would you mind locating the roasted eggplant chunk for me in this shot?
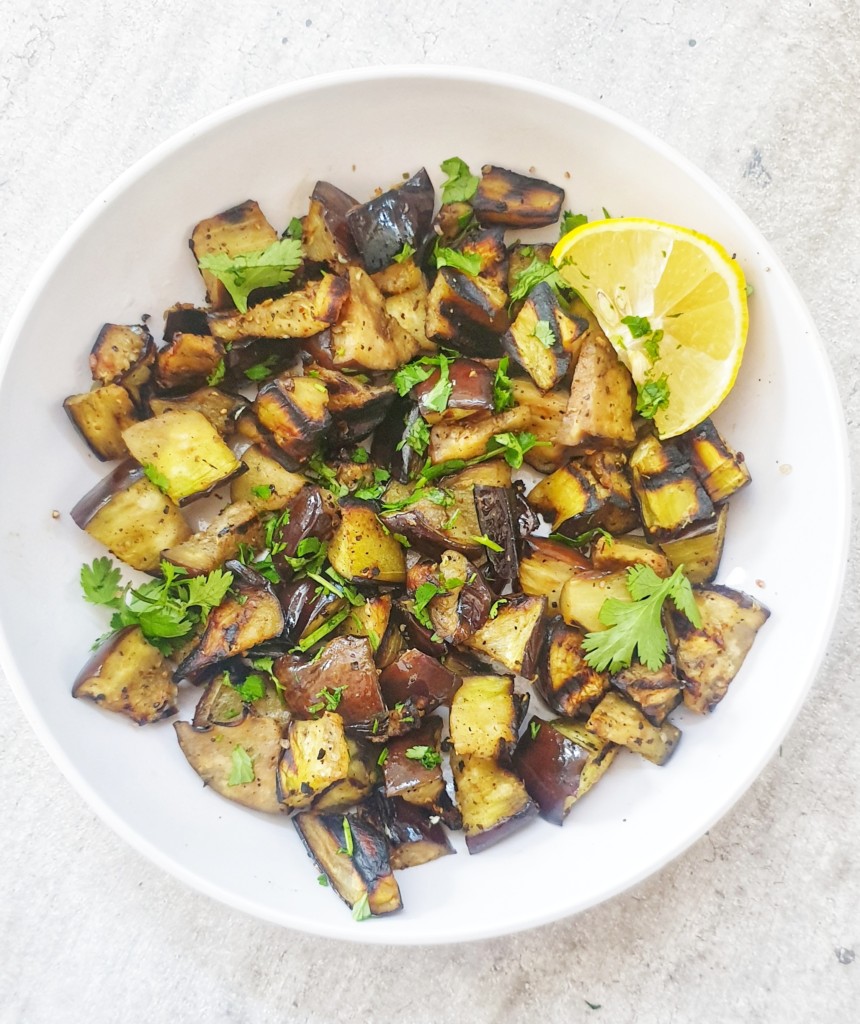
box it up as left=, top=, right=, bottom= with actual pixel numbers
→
left=472, top=165, right=564, bottom=228
left=502, top=282, right=582, bottom=392
left=208, top=275, right=349, bottom=342
left=659, top=505, right=728, bottom=584
left=510, top=378, right=571, bottom=474
left=518, top=536, right=590, bottom=614
left=558, top=333, right=637, bottom=451
left=452, top=754, right=536, bottom=853
left=611, top=660, right=682, bottom=725
left=666, top=585, right=770, bottom=714
left=425, top=268, right=509, bottom=357
left=190, top=199, right=278, bottom=310
left=73, top=626, right=177, bottom=724
left=303, top=180, right=359, bottom=266
left=683, top=417, right=751, bottom=504
left=473, top=484, right=519, bottom=586
left=327, top=499, right=406, bottom=585
left=591, top=533, right=672, bottom=577
left=428, top=404, right=531, bottom=465
left=254, top=375, right=331, bottom=463
left=537, top=617, right=610, bottom=718
left=273, top=636, right=386, bottom=734
left=162, top=501, right=264, bottom=575
left=450, top=675, right=519, bottom=762
left=513, top=718, right=617, bottom=825
left=382, top=716, right=446, bottom=806
left=371, top=399, right=426, bottom=484
left=379, top=796, right=455, bottom=869
left=586, top=692, right=681, bottom=765
left=71, top=461, right=191, bottom=572
left=294, top=805, right=402, bottom=916
left=457, top=225, right=509, bottom=288
left=336, top=592, right=392, bottom=650
left=630, top=433, right=715, bottom=542
left=277, top=712, right=356, bottom=809
left=461, top=593, right=546, bottom=679
left=176, top=562, right=285, bottom=679
left=122, top=409, right=245, bottom=506
left=412, top=358, right=494, bottom=424
left=309, top=365, right=396, bottom=444
left=175, top=715, right=284, bottom=813
left=331, top=265, right=422, bottom=370
left=149, top=387, right=247, bottom=438
left=89, top=322, right=155, bottom=406
left=276, top=484, right=339, bottom=563
left=559, top=570, right=631, bottom=634
left=278, top=579, right=344, bottom=644
left=192, top=665, right=248, bottom=729
left=230, top=444, right=308, bottom=512
left=156, top=332, right=225, bottom=391
left=346, top=167, right=435, bottom=273
left=64, top=384, right=139, bottom=461
left=428, top=550, right=493, bottom=645
left=378, top=649, right=461, bottom=712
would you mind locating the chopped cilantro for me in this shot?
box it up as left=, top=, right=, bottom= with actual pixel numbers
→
left=489, top=598, right=507, bottom=619
left=582, top=565, right=701, bottom=672
left=434, top=245, right=482, bottom=277
left=560, top=211, right=588, bottom=235
left=531, top=319, right=556, bottom=349
left=508, top=256, right=568, bottom=306
left=529, top=720, right=541, bottom=740
left=621, top=315, right=652, bottom=339
left=285, top=216, right=304, bottom=241
left=393, top=359, right=436, bottom=397
left=244, top=356, right=278, bottom=381
left=351, top=447, right=370, bottom=465
left=227, top=745, right=255, bottom=786
left=197, top=238, right=303, bottom=313
left=293, top=605, right=352, bottom=653
left=306, top=449, right=350, bottom=498
left=405, top=745, right=443, bottom=770
left=602, top=206, right=613, bottom=219
left=231, top=673, right=266, bottom=703
left=548, top=527, right=613, bottom=549
left=80, top=557, right=122, bottom=606
left=485, top=431, right=544, bottom=469
left=206, top=358, right=226, bottom=386
left=636, top=376, right=670, bottom=420
left=492, top=355, right=515, bottom=412
left=251, top=483, right=274, bottom=500
left=338, top=817, right=355, bottom=857
left=440, top=156, right=479, bottom=204
left=471, top=534, right=503, bottom=552
left=396, top=415, right=430, bottom=456
left=317, top=873, right=329, bottom=887
left=351, top=892, right=371, bottom=922
left=393, top=242, right=416, bottom=264
left=308, top=685, right=346, bottom=714
left=377, top=747, right=389, bottom=766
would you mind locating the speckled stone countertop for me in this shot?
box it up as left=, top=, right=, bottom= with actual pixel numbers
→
left=1, top=2, right=857, bottom=1021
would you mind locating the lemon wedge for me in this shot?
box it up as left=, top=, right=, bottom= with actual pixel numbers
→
left=552, top=218, right=749, bottom=438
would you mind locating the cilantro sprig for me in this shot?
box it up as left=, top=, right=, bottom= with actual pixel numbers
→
left=581, top=564, right=701, bottom=672
left=439, top=156, right=479, bottom=204
left=197, top=238, right=303, bottom=313
left=509, top=256, right=571, bottom=306
left=492, top=356, right=515, bottom=412
left=81, top=558, right=233, bottom=655
left=434, top=245, right=482, bottom=277
left=405, top=745, right=443, bottom=770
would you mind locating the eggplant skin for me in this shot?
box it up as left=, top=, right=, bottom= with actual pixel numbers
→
left=473, top=165, right=564, bottom=228
left=346, top=167, right=436, bottom=273
left=378, top=648, right=461, bottom=711
left=73, top=626, right=177, bottom=725
left=452, top=754, right=537, bottom=853
left=378, top=795, right=455, bottom=870
left=473, top=484, right=519, bottom=585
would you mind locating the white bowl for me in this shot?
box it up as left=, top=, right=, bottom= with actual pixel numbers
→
left=0, top=67, right=849, bottom=944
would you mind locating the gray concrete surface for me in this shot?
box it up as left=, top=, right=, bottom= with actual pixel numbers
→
left=1, top=1, right=857, bottom=1021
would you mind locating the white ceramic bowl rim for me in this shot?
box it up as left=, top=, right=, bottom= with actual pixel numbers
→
left=0, top=65, right=851, bottom=944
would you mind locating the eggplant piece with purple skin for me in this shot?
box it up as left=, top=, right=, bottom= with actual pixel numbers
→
left=378, top=795, right=456, bottom=870
left=412, top=358, right=495, bottom=424
left=276, top=485, right=339, bottom=565
left=473, top=165, right=565, bottom=229
left=156, top=332, right=226, bottom=391
left=307, top=365, right=396, bottom=444
left=254, top=375, right=331, bottom=464
left=586, top=692, right=681, bottom=766
left=501, top=281, right=579, bottom=392
left=456, top=226, right=509, bottom=289
left=89, top=321, right=156, bottom=409
left=150, top=387, right=248, bottom=439
left=537, top=616, right=610, bottom=718
left=392, top=601, right=448, bottom=659
left=327, top=499, right=407, bottom=585
left=277, top=578, right=344, bottom=643
left=303, top=180, right=359, bottom=266
left=162, top=500, right=265, bottom=576
left=73, top=626, right=177, bottom=725
left=162, top=303, right=211, bottom=343
left=175, top=715, right=284, bottom=814
left=473, top=484, right=520, bottom=586
left=273, top=636, right=387, bottom=734
left=513, top=717, right=617, bottom=825
left=611, top=660, right=683, bottom=725
left=425, top=267, right=509, bottom=357
left=370, top=398, right=424, bottom=484
left=378, top=648, right=461, bottom=712
left=294, top=804, right=402, bottom=917
left=382, top=716, right=446, bottom=807
left=346, top=167, right=435, bottom=273
left=449, top=674, right=519, bottom=762
left=64, top=384, right=139, bottom=462
left=71, top=460, right=191, bottom=573
left=452, top=754, right=537, bottom=854
left=460, top=593, right=546, bottom=680
left=176, top=561, right=285, bottom=679
left=428, top=550, right=493, bottom=646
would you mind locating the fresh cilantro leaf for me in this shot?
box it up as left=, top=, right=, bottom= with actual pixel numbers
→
left=351, top=447, right=370, bottom=465
left=366, top=628, right=380, bottom=652
left=317, top=873, right=329, bottom=886
left=602, top=206, right=613, bottom=219
left=232, top=673, right=266, bottom=703
left=353, top=467, right=392, bottom=502
left=284, top=536, right=328, bottom=578
left=422, top=356, right=453, bottom=414
left=412, top=582, right=441, bottom=629
left=184, top=568, right=234, bottom=614
left=636, top=376, right=670, bottom=420
left=351, top=892, right=371, bottom=922
left=405, top=745, right=442, bottom=770
left=251, top=484, right=274, bottom=500
left=492, top=355, right=515, bottom=412
left=621, top=315, right=652, bottom=339
left=142, top=463, right=170, bottom=493
left=293, top=605, right=352, bottom=653
left=393, top=359, right=435, bottom=397
left=548, top=527, right=613, bottom=549
left=531, top=319, right=556, bottom=349
left=471, top=534, right=503, bottom=552
left=440, top=156, right=479, bottom=204
left=244, top=356, right=278, bottom=381
left=441, top=509, right=461, bottom=531
left=509, top=256, right=567, bottom=306
left=485, top=431, right=544, bottom=469
left=285, top=216, right=303, bottom=241
left=529, top=720, right=541, bottom=739
left=227, top=745, right=255, bottom=786
left=489, top=598, right=507, bottom=619
left=396, top=416, right=430, bottom=456
left=306, top=449, right=350, bottom=498
left=206, top=358, right=226, bottom=387
left=308, top=685, right=346, bottom=714
left=434, top=245, right=482, bottom=277
left=338, top=817, right=355, bottom=857
left=197, top=238, right=303, bottom=313
left=585, top=1001, right=602, bottom=1011
left=80, top=557, right=122, bottom=606
left=560, top=211, right=588, bottom=235
left=643, top=328, right=663, bottom=362
left=393, top=242, right=416, bottom=264
left=581, top=565, right=701, bottom=672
